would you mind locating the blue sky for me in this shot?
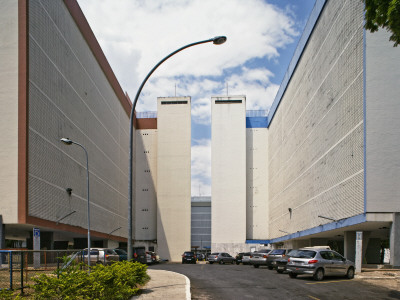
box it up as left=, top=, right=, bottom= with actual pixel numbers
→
left=78, top=0, right=316, bottom=196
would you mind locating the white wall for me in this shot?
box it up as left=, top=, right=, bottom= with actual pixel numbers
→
left=246, top=127, right=269, bottom=239
left=135, top=129, right=157, bottom=241
left=365, top=29, right=400, bottom=212
left=211, top=96, right=246, bottom=251
left=0, top=0, right=19, bottom=223
left=157, top=97, right=191, bottom=261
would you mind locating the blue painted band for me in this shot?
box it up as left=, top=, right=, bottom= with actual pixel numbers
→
left=246, top=117, right=268, bottom=128
left=246, top=213, right=367, bottom=244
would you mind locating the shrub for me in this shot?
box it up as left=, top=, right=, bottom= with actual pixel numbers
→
left=32, top=260, right=149, bottom=300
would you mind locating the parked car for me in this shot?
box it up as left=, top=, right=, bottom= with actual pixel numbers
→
left=114, top=248, right=128, bottom=261
left=236, top=252, right=251, bottom=265
left=266, top=249, right=292, bottom=270
left=182, top=251, right=197, bottom=264
left=75, top=248, right=120, bottom=265
left=249, top=249, right=272, bottom=268
left=133, top=247, right=147, bottom=264
left=274, top=249, right=297, bottom=273
left=208, top=252, right=236, bottom=264
left=146, top=251, right=160, bottom=264
left=286, top=249, right=355, bottom=281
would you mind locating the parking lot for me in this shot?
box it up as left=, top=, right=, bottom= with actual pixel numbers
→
left=149, top=263, right=400, bottom=299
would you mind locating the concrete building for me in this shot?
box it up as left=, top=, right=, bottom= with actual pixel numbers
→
left=209, top=0, right=400, bottom=266
left=134, top=97, right=192, bottom=261
left=211, top=96, right=247, bottom=254
left=0, top=0, right=132, bottom=249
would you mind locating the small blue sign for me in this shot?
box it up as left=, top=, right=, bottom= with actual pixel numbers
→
left=33, top=228, right=40, bottom=237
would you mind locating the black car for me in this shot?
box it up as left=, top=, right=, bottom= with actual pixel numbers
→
left=182, top=251, right=196, bottom=264
left=235, top=252, right=251, bottom=265
left=274, top=249, right=296, bottom=273
left=266, top=249, right=292, bottom=270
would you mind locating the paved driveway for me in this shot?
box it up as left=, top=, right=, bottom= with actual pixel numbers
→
left=150, top=263, right=400, bottom=300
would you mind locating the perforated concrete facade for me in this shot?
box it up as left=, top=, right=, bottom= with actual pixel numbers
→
left=0, top=0, right=19, bottom=223
left=268, top=0, right=364, bottom=239
left=26, top=0, right=130, bottom=239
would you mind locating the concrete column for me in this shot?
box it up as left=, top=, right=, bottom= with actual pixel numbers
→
left=390, top=213, right=400, bottom=267
left=355, top=231, right=363, bottom=273
left=0, top=216, right=5, bottom=264
left=344, top=231, right=356, bottom=262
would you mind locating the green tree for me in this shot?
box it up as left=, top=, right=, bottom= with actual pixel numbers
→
left=364, top=0, right=400, bottom=46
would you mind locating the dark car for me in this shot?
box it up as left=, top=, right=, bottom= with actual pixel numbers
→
left=182, top=251, right=196, bottom=264
left=114, top=248, right=128, bottom=261
left=266, top=249, right=292, bottom=270
left=132, top=247, right=147, bottom=264
left=274, top=249, right=297, bottom=273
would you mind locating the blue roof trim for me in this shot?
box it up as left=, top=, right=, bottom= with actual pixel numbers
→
left=246, top=213, right=367, bottom=244
left=246, top=117, right=268, bottom=128
left=267, top=0, right=327, bottom=128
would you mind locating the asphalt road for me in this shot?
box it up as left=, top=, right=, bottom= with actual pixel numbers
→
left=149, top=263, right=400, bottom=300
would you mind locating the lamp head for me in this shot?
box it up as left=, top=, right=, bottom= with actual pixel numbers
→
left=60, top=138, right=73, bottom=145
left=213, top=36, right=227, bottom=45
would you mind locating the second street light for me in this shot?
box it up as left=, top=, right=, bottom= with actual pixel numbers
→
left=127, top=36, right=227, bottom=260
left=60, top=137, right=91, bottom=271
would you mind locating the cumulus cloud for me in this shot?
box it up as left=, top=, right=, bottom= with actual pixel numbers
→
left=77, top=0, right=303, bottom=196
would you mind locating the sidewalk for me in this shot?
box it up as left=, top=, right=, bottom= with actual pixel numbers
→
left=355, top=268, right=400, bottom=291
left=130, top=269, right=190, bottom=300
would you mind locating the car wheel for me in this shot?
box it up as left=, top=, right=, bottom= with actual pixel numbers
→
left=268, top=266, right=273, bottom=270
left=253, top=265, right=259, bottom=268
left=219, top=260, right=224, bottom=265
left=313, top=268, right=324, bottom=281
left=346, top=267, right=355, bottom=279
left=236, top=261, right=240, bottom=265
left=209, top=262, right=213, bottom=264
left=277, top=269, right=284, bottom=274
left=289, top=272, right=297, bottom=278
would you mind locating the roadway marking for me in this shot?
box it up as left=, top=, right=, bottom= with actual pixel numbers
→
left=306, top=280, right=351, bottom=285
left=308, top=296, right=320, bottom=300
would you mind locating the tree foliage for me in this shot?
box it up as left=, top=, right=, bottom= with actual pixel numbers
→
left=364, top=0, right=400, bottom=46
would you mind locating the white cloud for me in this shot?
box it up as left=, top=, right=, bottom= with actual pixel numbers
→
left=191, top=139, right=211, bottom=196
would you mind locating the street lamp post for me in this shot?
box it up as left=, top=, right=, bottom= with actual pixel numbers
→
left=128, top=36, right=227, bottom=260
left=60, top=138, right=91, bottom=271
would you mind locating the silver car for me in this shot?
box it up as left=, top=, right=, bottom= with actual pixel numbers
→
left=208, top=252, right=236, bottom=264
left=286, top=249, right=355, bottom=281
left=249, top=249, right=272, bottom=268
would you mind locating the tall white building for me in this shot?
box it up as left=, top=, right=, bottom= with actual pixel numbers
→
left=211, top=96, right=247, bottom=253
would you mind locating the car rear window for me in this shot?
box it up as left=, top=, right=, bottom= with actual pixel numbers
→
left=290, top=250, right=316, bottom=258
left=210, top=253, right=219, bottom=255
left=184, top=252, right=194, bottom=255
left=270, top=249, right=285, bottom=255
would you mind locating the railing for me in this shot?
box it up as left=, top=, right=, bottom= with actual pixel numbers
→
left=0, top=249, right=82, bottom=295
left=136, top=111, right=157, bottom=118
left=246, top=110, right=269, bottom=117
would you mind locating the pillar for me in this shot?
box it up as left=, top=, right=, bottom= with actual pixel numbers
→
left=390, top=213, right=400, bottom=267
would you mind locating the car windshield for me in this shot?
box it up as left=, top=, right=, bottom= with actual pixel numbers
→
left=243, top=252, right=251, bottom=256
left=290, top=250, right=316, bottom=258
left=114, top=249, right=127, bottom=255
left=270, top=249, right=285, bottom=255
left=257, top=249, right=270, bottom=253
left=210, top=253, right=219, bottom=255
left=184, top=252, right=194, bottom=256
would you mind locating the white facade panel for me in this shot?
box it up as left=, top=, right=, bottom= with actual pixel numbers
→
left=157, top=97, right=191, bottom=261
left=365, top=29, right=400, bottom=212
left=135, top=129, right=157, bottom=241
left=246, top=128, right=269, bottom=239
left=0, top=0, right=19, bottom=223
left=211, top=96, right=246, bottom=251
